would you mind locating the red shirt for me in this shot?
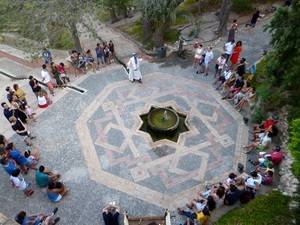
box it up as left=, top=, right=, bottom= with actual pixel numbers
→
left=263, top=119, right=277, bottom=129
left=56, top=65, right=65, bottom=74
left=271, top=151, right=283, bottom=165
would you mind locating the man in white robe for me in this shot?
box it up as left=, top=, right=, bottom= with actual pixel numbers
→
left=127, top=53, right=142, bottom=83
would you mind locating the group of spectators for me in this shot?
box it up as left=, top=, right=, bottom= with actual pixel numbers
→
left=0, top=133, right=68, bottom=224
left=65, top=40, right=115, bottom=76
left=178, top=141, right=283, bottom=225
left=183, top=9, right=286, bottom=225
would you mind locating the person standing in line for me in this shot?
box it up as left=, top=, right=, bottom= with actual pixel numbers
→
left=245, top=10, right=261, bottom=28
left=215, top=54, right=227, bottom=78
left=13, top=84, right=27, bottom=106
left=42, top=48, right=52, bottom=65
left=95, top=43, right=105, bottom=69
left=193, top=42, right=204, bottom=68
left=230, top=41, right=243, bottom=68
left=28, top=76, right=44, bottom=98
left=224, top=40, right=235, bottom=63
left=50, top=62, right=64, bottom=88
left=228, top=19, right=238, bottom=42
left=203, top=47, right=214, bottom=76
left=41, top=64, right=54, bottom=96
left=108, top=40, right=115, bottom=63
left=127, top=53, right=142, bottom=83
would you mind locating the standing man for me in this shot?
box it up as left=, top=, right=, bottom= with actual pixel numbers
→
left=224, top=40, right=235, bottom=63
left=95, top=43, right=105, bottom=69
left=203, top=47, right=214, bottom=76
left=41, top=64, right=54, bottom=96
left=127, top=53, right=142, bottom=83
left=42, top=48, right=52, bottom=65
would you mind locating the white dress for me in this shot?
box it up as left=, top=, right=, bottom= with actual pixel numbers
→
left=127, top=56, right=142, bottom=81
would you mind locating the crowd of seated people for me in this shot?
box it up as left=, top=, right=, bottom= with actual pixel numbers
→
left=0, top=135, right=69, bottom=204
left=178, top=148, right=283, bottom=224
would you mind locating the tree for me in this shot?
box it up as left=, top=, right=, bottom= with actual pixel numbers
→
left=216, top=0, right=232, bottom=36
left=3, top=0, right=97, bottom=52
left=101, top=0, right=133, bottom=23
left=140, top=0, right=183, bottom=48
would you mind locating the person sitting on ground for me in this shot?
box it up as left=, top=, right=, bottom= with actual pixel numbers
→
left=235, top=87, right=256, bottom=112
left=85, top=49, right=96, bottom=72
left=261, top=169, right=274, bottom=185
left=222, top=75, right=245, bottom=100
left=10, top=168, right=34, bottom=196
left=15, top=208, right=59, bottom=225
left=24, top=149, right=39, bottom=167
left=0, top=156, right=17, bottom=175
left=50, top=62, right=64, bottom=88
left=177, top=206, right=210, bottom=225
left=36, top=165, right=60, bottom=188
left=47, top=181, right=69, bottom=202
left=37, top=91, right=50, bottom=109
left=253, top=116, right=278, bottom=134
left=245, top=171, right=262, bottom=192
left=243, top=131, right=273, bottom=153
left=6, top=143, right=35, bottom=171
left=224, top=184, right=243, bottom=205
left=214, top=66, right=234, bottom=90
left=77, top=52, right=87, bottom=74
left=57, top=62, right=70, bottom=84
left=102, top=203, right=120, bottom=225
left=186, top=198, right=207, bottom=213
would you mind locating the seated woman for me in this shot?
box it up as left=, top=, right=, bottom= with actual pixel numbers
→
left=37, top=91, right=50, bottom=108
left=15, top=208, right=59, bottom=225
left=224, top=184, right=243, bottom=205
left=102, top=203, right=120, bottom=225
left=177, top=206, right=210, bottom=225
left=235, top=87, right=256, bottom=112
left=47, top=181, right=69, bottom=202
left=243, top=131, right=272, bottom=153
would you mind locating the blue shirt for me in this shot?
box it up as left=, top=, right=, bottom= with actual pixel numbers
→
left=9, top=149, right=28, bottom=166
left=3, top=159, right=17, bottom=175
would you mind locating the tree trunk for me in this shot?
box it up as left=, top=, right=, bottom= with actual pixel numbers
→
left=153, top=25, right=165, bottom=48
left=110, top=8, right=118, bottom=23
left=70, top=21, right=82, bottom=52
left=216, top=0, right=232, bottom=36
left=142, top=19, right=153, bottom=43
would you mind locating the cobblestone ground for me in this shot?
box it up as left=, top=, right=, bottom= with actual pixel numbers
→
left=0, top=16, right=271, bottom=225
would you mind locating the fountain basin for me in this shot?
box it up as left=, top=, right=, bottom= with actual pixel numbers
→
left=147, top=107, right=179, bottom=133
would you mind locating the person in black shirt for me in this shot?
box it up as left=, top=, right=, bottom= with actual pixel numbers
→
left=246, top=10, right=261, bottom=28
left=29, top=76, right=42, bottom=98
left=236, top=58, right=246, bottom=77
left=9, top=116, right=35, bottom=145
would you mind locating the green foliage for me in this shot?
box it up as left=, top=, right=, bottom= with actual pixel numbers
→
left=232, top=0, right=253, bottom=13
left=289, top=119, right=300, bottom=177
left=253, top=2, right=300, bottom=119
left=215, top=191, right=293, bottom=225
left=164, top=29, right=179, bottom=43
left=251, top=105, right=267, bottom=124
left=50, top=31, right=74, bottom=50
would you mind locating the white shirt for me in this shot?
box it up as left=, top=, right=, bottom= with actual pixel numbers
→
left=195, top=47, right=204, bottom=58
left=204, top=51, right=214, bottom=64
left=261, top=135, right=272, bottom=147
left=224, top=42, right=235, bottom=55
left=38, top=95, right=47, bottom=106
left=10, top=175, right=27, bottom=190
left=41, top=69, right=51, bottom=83
left=217, top=57, right=226, bottom=69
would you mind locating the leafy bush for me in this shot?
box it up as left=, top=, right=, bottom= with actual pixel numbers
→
left=215, top=191, right=293, bottom=225
left=164, top=29, right=179, bottom=43
left=50, top=30, right=74, bottom=50
left=288, top=119, right=300, bottom=177
left=232, top=0, right=253, bottom=14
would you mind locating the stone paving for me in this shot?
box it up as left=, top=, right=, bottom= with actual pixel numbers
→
left=0, top=12, right=272, bottom=225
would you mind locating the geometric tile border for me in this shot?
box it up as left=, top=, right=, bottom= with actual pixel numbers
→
left=76, top=72, right=248, bottom=209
